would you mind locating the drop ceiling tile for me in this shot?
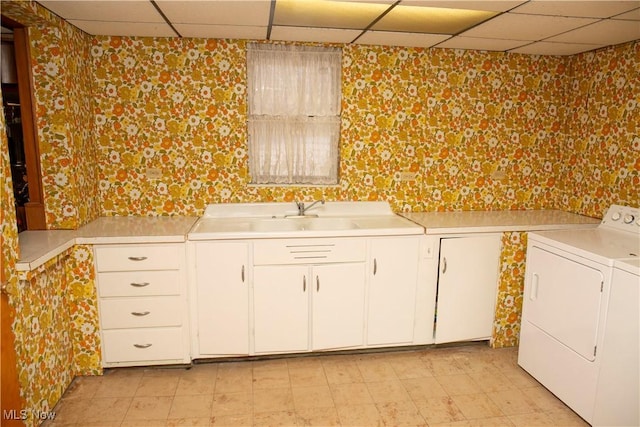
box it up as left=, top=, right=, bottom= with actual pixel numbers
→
left=175, top=24, right=267, bottom=40
left=461, top=13, right=598, bottom=40
left=355, top=30, right=450, bottom=47
left=156, top=0, right=271, bottom=26
left=510, top=0, right=639, bottom=19
left=37, top=1, right=164, bottom=22
left=613, top=7, right=640, bottom=20
left=68, top=20, right=177, bottom=37
left=270, top=26, right=361, bottom=44
left=373, top=4, right=497, bottom=34
left=397, top=1, right=527, bottom=12
left=274, top=0, right=390, bottom=30
left=546, top=19, right=640, bottom=45
left=510, top=41, right=605, bottom=56
left=436, top=36, right=529, bottom=51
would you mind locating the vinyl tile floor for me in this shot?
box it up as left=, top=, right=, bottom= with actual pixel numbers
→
left=45, top=343, right=589, bottom=426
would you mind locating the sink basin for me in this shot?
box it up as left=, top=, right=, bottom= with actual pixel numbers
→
left=301, top=217, right=358, bottom=231
left=250, top=217, right=358, bottom=232
left=251, top=219, right=301, bottom=232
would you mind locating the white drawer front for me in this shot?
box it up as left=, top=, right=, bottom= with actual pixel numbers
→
left=102, top=328, right=185, bottom=363
left=95, top=245, right=181, bottom=272
left=253, top=238, right=366, bottom=265
left=97, top=271, right=180, bottom=297
left=100, top=297, right=182, bottom=329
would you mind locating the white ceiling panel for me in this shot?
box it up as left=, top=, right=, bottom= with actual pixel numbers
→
left=355, top=30, right=450, bottom=48
left=436, top=36, right=529, bottom=51
left=511, top=1, right=639, bottom=18
left=613, top=7, right=640, bottom=20
left=175, top=24, right=267, bottom=40
left=547, top=18, right=640, bottom=45
left=156, top=0, right=271, bottom=26
left=69, top=20, right=177, bottom=37
left=510, top=41, right=605, bottom=56
left=397, top=1, right=527, bottom=12
left=461, top=13, right=598, bottom=40
left=32, top=1, right=640, bottom=55
left=38, top=0, right=164, bottom=22
left=270, top=26, right=362, bottom=44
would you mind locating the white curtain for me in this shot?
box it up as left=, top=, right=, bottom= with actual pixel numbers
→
left=247, top=43, right=341, bottom=185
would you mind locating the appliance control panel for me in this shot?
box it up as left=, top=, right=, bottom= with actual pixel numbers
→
left=601, top=204, right=640, bottom=234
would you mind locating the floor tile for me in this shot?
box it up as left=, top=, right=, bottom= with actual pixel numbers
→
left=330, top=382, right=374, bottom=406
left=414, top=396, right=466, bottom=425
left=253, top=410, right=297, bottom=427
left=402, top=376, right=449, bottom=400
left=366, top=379, right=411, bottom=403
left=211, top=391, right=253, bottom=416
left=124, top=395, right=173, bottom=421
left=169, top=394, right=214, bottom=419
left=336, top=403, right=383, bottom=426
left=450, top=393, right=504, bottom=420
left=296, top=406, right=341, bottom=426
left=292, top=384, right=335, bottom=409
left=376, top=400, right=426, bottom=426
left=322, top=359, right=364, bottom=385
left=436, top=374, right=483, bottom=396
left=253, top=387, right=294, bottom=413
left=486, top=388, right=542, bottom=415
left=210, top=413, right=253, bottom=426
left=135, top=375, right=180, bottom=397
left=81, top=397, right=132, bottom=423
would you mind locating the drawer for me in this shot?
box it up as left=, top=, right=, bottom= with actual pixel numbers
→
left=102, top=327, right=185, bottom=363
left=253, top=238, right=366, bottom=265
left=97, top=271, right=181, bottom=297
left=99, top=296, right=183, bottom=329
left=95, top=244, right=181, bottom=272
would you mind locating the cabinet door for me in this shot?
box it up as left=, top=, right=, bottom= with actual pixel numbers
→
left=435, top=235, right=501, bottom=344
left=254, top=265, right=309, bottom=354
left=312, top=263, right=366, bottom=350
left=367, top=237, right=420, bottom=346
left=195, top=242, right=249, bottom=355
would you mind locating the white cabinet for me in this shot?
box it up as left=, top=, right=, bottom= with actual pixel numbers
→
left=94, top=243, right=190, bottom=367
left=434, top=234, right=501, bottom=344
left=253, top=239, right=366, bottom=354
left=253, top=265, right=309, bottom=354
left=191, top=242, right=249, bottom=357
left=367, top=236, right=421, bottom=346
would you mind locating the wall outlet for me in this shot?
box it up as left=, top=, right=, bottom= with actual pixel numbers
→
left=399, top=171, right=417, bottom=181
left=146, top=168, right=162, bottom=179
left=491, top=170, right=507, bottom=180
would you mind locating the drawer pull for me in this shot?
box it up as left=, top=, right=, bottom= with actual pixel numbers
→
left=133, top=343, right=152, bottom=349
left=131, top=311, right=151, bottom=316
left=130, top=282, right=150, bottom=287
left=241, top=265, right=245, bottom=283
left=316, top=276, right=320, bottom=292
left=373, top=258, right=377, bottom=275
left=128, top=256, right=148, bottom=261
left=303, top=276, right=306, bottom=292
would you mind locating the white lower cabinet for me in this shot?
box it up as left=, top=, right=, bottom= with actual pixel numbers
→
left=253, top=263, right=366, bottom=354
left=191, top=241, right=249, bottom=357
left=190, top=234, right=428, bottom=359
left=95, top=243, right=190, bottom=367
left=367, top=236, right=421, bottom=346
left=434, top=234, right=501, bottom=343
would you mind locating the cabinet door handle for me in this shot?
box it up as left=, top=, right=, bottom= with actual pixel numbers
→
left=128, top=256, right=148, bottom=261
left=442, top=257, right=447, bottom=274
left=316, top=276, right=320, bottom=292
left=130, top=282, right=150, bottom=287
left=303, top=276, right=306, bottom=292
left=133, top=343, right=152, bottom=349
left=131, top=311, right=150, bottom=316
left=241, top=265, right=245, bottom=283
left=373, top=258, right=377, bottom=275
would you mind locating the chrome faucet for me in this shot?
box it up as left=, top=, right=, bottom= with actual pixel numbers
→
left=296, top=199, right=325, bottom=216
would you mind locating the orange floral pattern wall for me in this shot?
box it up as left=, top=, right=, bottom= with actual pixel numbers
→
left=92, top=38, right=573, bottom=215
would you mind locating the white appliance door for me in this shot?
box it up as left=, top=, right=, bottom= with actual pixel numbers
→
left=524, top=245, right=604, bottom=361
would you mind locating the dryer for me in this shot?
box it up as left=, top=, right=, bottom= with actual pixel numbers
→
left=518, top=205, right=639, bottom=424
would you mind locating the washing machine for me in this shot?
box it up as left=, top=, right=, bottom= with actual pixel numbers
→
left=592, top=257, right=639, bottom=427
left=518, top=205, right=640, bottom=424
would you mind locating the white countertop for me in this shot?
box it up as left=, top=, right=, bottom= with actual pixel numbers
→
left=401, top=209, right=601, bottom=234
left=16, top=216, right=198, bottom=272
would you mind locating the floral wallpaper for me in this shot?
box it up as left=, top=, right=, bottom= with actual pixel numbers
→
left=12, top=256, right=75, bottom=427
left=65, top=245, right=102, bottom=375
left=492, top=232, right=528, bottom=348
left=560, top=42, right=640, bottom=218
left=0, top=0, right=638, bottom=420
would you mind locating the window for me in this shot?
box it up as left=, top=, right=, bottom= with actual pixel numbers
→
left=247, top=43, right=341, bottom=185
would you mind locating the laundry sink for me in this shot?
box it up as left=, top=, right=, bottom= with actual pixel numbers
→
left=250, top=217, right=358, bottom=232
